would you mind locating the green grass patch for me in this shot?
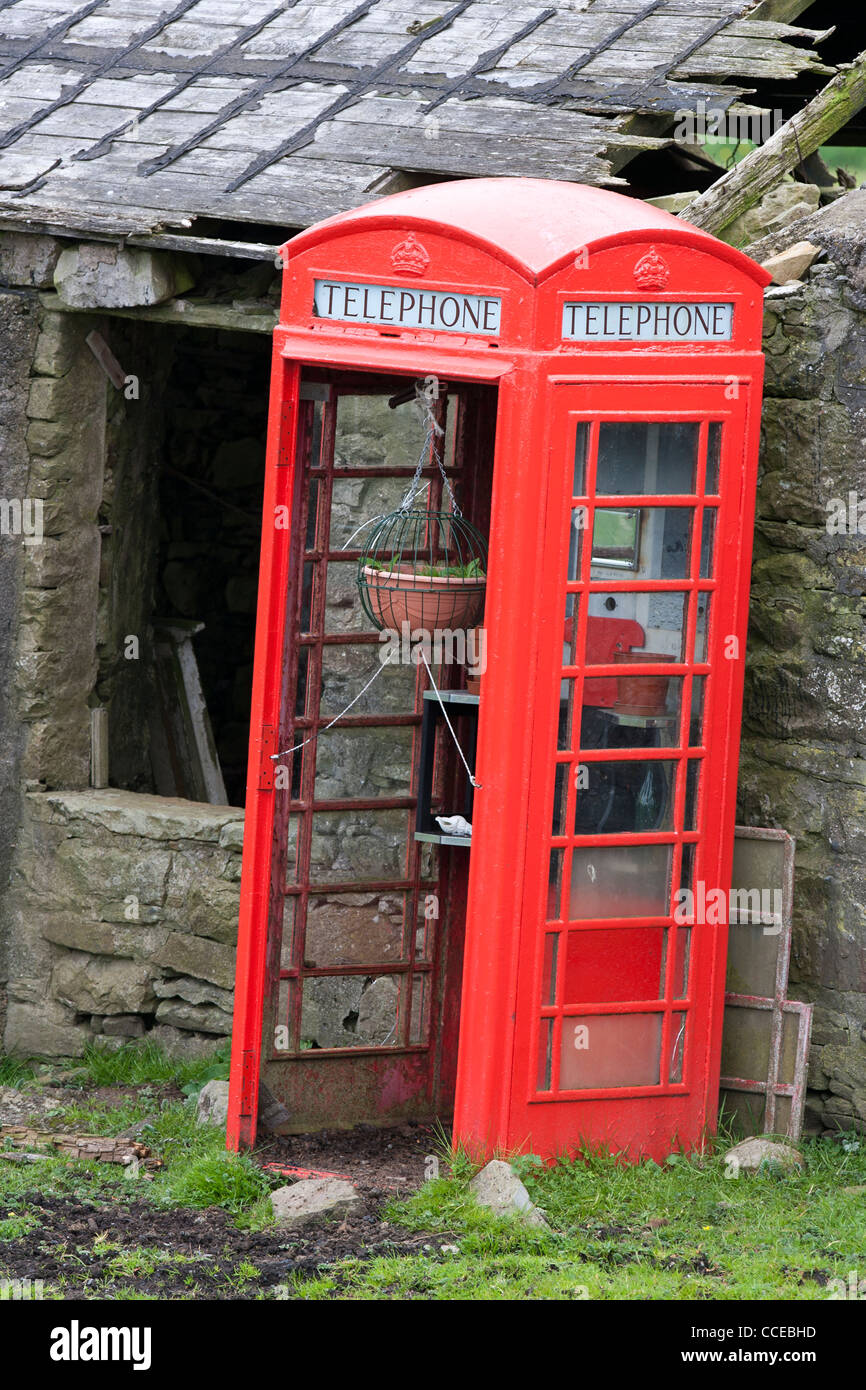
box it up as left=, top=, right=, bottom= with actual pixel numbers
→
left=0, top=1053, right=36, bottom=1087
left=69, top=1040, right=227, bottom=1091
left=298, top=1133, right=866, bottom=1301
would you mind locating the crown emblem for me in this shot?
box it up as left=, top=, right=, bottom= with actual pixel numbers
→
left=390, top=232, right=430, bottom=277
left=634, top=245, right=670, bottom=290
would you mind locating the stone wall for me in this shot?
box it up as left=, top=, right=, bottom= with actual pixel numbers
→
left=4, top=790, right=242, bottom=1057
left=740, top=192, right=866, bottom=1134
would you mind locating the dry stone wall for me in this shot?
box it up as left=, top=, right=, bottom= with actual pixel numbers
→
left=5, top=790, right=242, bottom=1057
left=740, top=193, right=866, bottom=1134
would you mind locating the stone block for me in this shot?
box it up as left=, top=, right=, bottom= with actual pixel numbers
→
left=4, top=1000, right=86, bottom=1057
left=0, top=232, right=62, bottom=289
left=270, top=1178, right=360, bottom=1229
left=196, top=1079, right=230, bottom=1128
left=102, top=1014, right=145, bottom=1037
left=54, top=243, right=196, bottom=309
left=51, top=953, right=157, bottom=1015
left=41, top=916, right=169, bottom=961
left=155, top=933, right=236, bottom=991
left=155, top=999, right=232, bottom=1035
left=153, top=977, right=233, bottom=1010
left=218, top=821, right=244, bottom=852
left=147, top=1025, right=221, bottom=1060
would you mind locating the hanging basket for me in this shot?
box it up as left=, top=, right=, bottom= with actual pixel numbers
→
left=358, top=509, right=487, bottom=634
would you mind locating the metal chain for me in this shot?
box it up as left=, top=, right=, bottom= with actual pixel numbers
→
left=400, top=380, right=460, bottom=516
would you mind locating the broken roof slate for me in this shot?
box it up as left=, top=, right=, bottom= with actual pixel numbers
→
left=0, top=0, right=832, bottom=238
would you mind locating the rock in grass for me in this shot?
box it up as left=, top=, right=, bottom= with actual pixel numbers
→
left=270, top=1177, right=360, bottom=1228
left=195, top=1079, right=230, bottom=1128
left=723, top=1136, right=805, bottom=1173
left=469, top=1159, right=548, bottom=1226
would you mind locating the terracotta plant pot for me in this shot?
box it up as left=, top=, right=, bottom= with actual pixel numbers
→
left=361, top=566, right=486, bottom=633
left=613, top=651, right=671, bottom=716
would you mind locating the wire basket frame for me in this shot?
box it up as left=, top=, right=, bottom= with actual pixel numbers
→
left=358, top=509, right=488, bottom=633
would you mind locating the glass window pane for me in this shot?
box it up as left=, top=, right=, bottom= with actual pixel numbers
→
left=592, top=507, right=692, bottom=579
left=561, top=1012, right=662, bottom=1089
left=564, top=927, right=666, bottom=1003
left=581, top=678, right=683, bottom=746
left=689, top=676, right=705, bottom=746
left=700, top=509, right=716, bottom=579
left=542, top=933, right=559, bottom=1006
left=558, top=678, right=577, bottom=751
left=305, top=477, right=320, bottom=550
left=410, top=974, right=431, bottom=1044
left=575, top=759, right=676, bottom=835
left=568, top=507, right=586, bottom=580
left=706, top=422, right=722, bottom=494
left=315, top=726, right=413, bottom=800
left=596, top=422, right=699, bottom=496
left=335, top=393, right=429, bottom=471
left=684, top=759, right=700, bottom=831
left=320, top=643, right=417, bottom=717
left=569, top=845, right=673, bottom=920
left=694, top=593, right=712, bottom=663
left=669, top=1011, right=687, bottom=1082
left=673, top=927, right=691, bottom=997
left=547, top=849, right=564, bottom=919
left=586, top=593, right=688, bottom=663
left=563, top=592, right=580, bottom=665
left=537, top=1018, right=553, bottom=1090
left=574, top=421, right=589, bottom=496
left=552, top=763, right=568, bottom=836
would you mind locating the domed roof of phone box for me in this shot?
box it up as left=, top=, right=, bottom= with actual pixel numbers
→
left=282, top=177, right=769, bottom=286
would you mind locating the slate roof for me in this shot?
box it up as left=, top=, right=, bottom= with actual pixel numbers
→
left=0, top=0, right=832, bottom=238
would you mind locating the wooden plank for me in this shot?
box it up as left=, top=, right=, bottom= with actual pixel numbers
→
left=41, top=288, right=278, bottom=333
left=90, top=706, right=109, bottom=788
left=681, top=51, right=866, bottom=236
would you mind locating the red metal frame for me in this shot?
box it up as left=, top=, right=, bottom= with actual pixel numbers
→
left=228, top=178, right=770, bottom=1159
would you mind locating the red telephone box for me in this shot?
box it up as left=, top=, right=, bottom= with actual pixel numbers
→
left=227, top=178, right=770, bottom=1162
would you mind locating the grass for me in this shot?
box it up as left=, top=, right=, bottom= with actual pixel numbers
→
left=0, top=1054, right=36, bottom=1087
left=2, top=1041, right=864, bottom=1300
left=70, top=1039, right=228, bottom=1091
left=294, top=1132, right=866, bottom=1301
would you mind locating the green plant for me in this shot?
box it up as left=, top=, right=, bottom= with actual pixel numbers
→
left=362, top=556, right=485, bottom=580
left=180, top=1041, right=231, bottom=1100
left=167, top=1152, right=271, bottom=1215
left=76, top=1039, right=226, bottom=1091
left=0, top=1053, right=35, bottom=1087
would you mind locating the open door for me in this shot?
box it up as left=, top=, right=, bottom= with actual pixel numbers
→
left=256, top=371, right=494, bottom=1131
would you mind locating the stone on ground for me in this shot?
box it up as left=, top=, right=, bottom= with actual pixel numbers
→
left=270, top=1177, right=360, bottom=1228
left=469, top=1159, right=547, bottom=1226
left=724, top=1136, right=805, bottom=1172
left=195, top=1079, right=230, bottom=1128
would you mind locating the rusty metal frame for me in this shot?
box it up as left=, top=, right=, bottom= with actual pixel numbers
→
left=720, top=824, right=812, bottom=1141
left=268, top=377, right=463, bottom=1063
